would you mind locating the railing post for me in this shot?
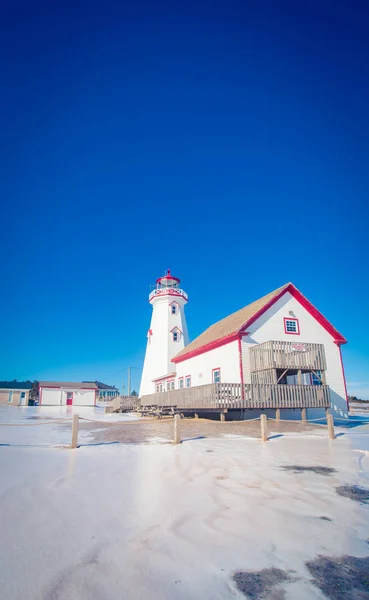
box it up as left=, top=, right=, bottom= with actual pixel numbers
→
left=301, top=408, right=307, bottom=422
left=71, top=414, right=79, bottom=449
left=326, top=413, right=335, bottom=440
left=276, top=408, right=281, bottom=421
left=173, top=414, right=181, bottom=444
left=260, top=414, right=268, bottom=442
left=220, top=412, right=225, bottom=422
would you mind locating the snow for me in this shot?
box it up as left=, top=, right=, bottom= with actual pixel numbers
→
left=0, top=405, right=139, bottom=447
left=0, top=407, right=368, bottom=599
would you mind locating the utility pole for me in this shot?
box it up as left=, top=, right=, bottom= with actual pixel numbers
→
left=127, top=367, right=131, bottom=397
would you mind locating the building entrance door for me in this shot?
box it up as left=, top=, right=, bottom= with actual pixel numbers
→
left=66, top=392, right=73, bottom=406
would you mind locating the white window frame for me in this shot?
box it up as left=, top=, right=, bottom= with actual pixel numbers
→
left=212, top=368, right=221, bottom=384
left=185, top=376, right=191, bottom=388
left=7, top=391, right=13, bottom=403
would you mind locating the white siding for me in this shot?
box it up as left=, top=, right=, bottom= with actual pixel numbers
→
left=175, top=341, right=240, bottom=387
left=240, top=291, right=348, bottom=418
left=41, top=387, right=96, bottom=406
left=41, top=388, right=61, bottom=405
left=140, top=294, right=189, bottom=397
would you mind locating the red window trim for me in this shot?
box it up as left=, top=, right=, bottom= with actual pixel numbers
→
left=284, top=317, right=300, bottom=335
left=185, top=375, right=191, bottom=387
left=212, top=367, right=221, bottom=383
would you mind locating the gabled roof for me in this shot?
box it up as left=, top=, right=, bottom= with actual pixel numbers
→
left=39, top=381, right=98, bottom=389
left=0, top=381, right=32, bottom=390
left=83, top=381, right=117, bottom=390
left=172, top=283, right=346, bottom=364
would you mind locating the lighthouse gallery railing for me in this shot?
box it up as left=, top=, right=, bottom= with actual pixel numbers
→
left=140, top=382, right=330, bottom=410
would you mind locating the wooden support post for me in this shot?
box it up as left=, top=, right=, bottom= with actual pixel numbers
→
left=301, top=408, right=307, bottom=422
left=276, top=408, right=281, bottom=421
left=297, top=369, right=302, bottom=385
left=220, top=413, right=225, bottom=422
left=173, top=414, right=181, bottom=444
left=194, top=413, right=198, bottom=419
left=71, top=414, right=79, bottom=449
left=260, top=414, right=268, bottom=442
left=327, top=413, right=335, bottom=440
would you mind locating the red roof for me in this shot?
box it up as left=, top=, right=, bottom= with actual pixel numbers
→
left=172, top=283, right=346, bottom=364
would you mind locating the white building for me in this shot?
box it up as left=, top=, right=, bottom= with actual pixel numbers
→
left=139, top=270, right=189, bottom=397
left=39, top=382, right=98, bottom=406
left=140, top=278, right=348, bottom=418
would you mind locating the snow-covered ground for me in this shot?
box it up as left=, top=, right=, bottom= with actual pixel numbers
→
left=0, top=406, right=368, bottom=599
left=0, top=405, right=139, bottom=446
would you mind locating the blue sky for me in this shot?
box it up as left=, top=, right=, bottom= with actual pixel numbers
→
left=1, top=0, right=369, bottom=397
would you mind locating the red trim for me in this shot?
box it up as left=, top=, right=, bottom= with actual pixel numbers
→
left=336, top=344, right=349, bottom=410
left=152, top=372, right=176, bottom=383
left=150, top=290, right=187, bottom=302
left=173, top=283, right=346, bottom=363
left=185, top=375, right=191, bottom=387
left=212, top=367, right=221, bottom=383
left=172, top=332, right=239, bottom=363
left=39, top=385, right=96, bottom=390
left=284, top=317, right=300, bottom=335
left=238, top=337, right=244, bottom=385
left=156, top=269, right=181, bottom=285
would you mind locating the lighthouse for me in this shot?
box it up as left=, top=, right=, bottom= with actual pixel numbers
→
left=139, top=270, right=189, bottom=397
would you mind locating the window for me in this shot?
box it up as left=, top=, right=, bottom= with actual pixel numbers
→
left=7, top=391, right=13, bottom=403
left=159, top=383, right=163, bottom=392
left=185, top=376, right=191, bottom=388
left=284, top=318, right=300, bottom=334
left=20, top=392, right=25, bottom=399
left=156, top=385, right=159, bottom=393
left=311, top=371, right=322, bottom=386
left=166, top=382, right=170, bottom=391
left=171, top=304, right=177, bottom=315
left=179, top=377, right=184, bottom=389
left=172, top=328, right=181, bottom=342
left=212, top=368, right=221, bottom=383
left=170, top=380, right=175, bottom=390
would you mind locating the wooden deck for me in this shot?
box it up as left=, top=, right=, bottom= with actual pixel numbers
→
left=250, top=340, right=326, bottom=373
left=140, top=382, right=330, bottom=411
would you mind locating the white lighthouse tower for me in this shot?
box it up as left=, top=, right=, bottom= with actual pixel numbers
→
left=139, top=270, right=189, bottom=397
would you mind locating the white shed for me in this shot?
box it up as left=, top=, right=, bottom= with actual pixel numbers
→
left=39, top=382, right=97, bottom=406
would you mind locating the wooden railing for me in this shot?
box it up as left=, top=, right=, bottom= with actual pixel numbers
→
left=250, top=341, right=327, bottom=372
left=140, top=383, right=330, bottom=410
left=105, top=395, right=140, bottom=413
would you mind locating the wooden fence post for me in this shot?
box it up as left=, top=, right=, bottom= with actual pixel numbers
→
left=301, top=408, right=307, bottom=422
left=260, top=414, right=268, bottom=442
left=220, top=412, right=225, bottom=422
left=326, top=413, right=335, bottom=440
left=173, top=414, right=181, bottom=444
left=276, top=408, right=281, bottom=421
left=71, top=414, right=79, bottom=449
left=194, top=413, right=199, bottom=419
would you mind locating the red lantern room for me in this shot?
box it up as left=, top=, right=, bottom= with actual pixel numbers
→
left=156, top=269, right=180, bottom=290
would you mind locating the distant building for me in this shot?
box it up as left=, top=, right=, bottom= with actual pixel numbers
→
left=84, top=381, right=119, bottom=403
left=0, top=381, right=32, bottom=406
left=38, top=382, right=98, bottom=406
